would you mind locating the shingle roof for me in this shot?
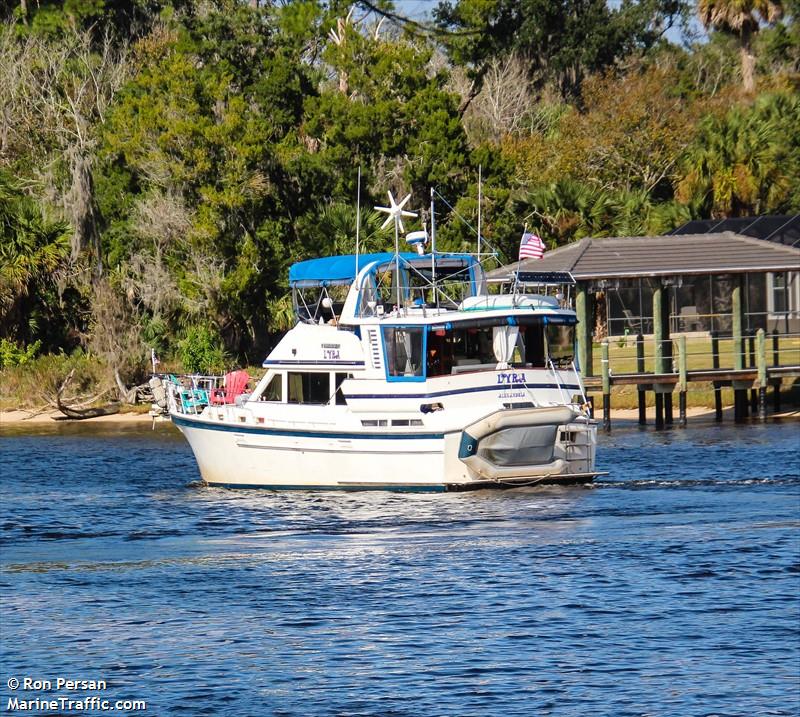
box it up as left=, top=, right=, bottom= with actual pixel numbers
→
left=486, top=231, right=800, bottom=281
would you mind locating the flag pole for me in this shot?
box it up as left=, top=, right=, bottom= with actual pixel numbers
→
left=514, top=223, right=527, bottom=298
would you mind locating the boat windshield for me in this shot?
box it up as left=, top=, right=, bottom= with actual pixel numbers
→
left=546, top=323, right=576, bottom=366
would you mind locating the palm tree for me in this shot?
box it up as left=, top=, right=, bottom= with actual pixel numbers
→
left=0, top=172, right=71, bottom=344
left=697, top=0, right=783, bottom=93
left=676, top=92, right=800, bottom=217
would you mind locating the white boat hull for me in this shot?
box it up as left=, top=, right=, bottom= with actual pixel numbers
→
left=172, top=407, right=598, bottom=491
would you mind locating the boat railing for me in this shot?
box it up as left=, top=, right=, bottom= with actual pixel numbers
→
left=159, top=374, right=225, bottom=415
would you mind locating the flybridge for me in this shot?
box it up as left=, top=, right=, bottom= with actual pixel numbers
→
left=290, top=252, right=486, bottom=324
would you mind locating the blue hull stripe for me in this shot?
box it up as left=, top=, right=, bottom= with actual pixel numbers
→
left=172, top=414, right=445, bottom=440
left=204, top=482, right=446, bottom=493
left=346, top=382, right=582, bottom=400
left=262, top=360, right=365, bottom=367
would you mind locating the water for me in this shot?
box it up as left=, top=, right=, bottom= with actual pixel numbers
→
left=1, top=420, right=798, bottom=716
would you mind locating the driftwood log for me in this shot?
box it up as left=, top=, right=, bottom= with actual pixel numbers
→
left=51, top=368, right=121, bottom=420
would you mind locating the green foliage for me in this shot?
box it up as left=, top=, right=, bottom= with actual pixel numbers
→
left=0, top=349, right=107, bottom=409
left=676, top=92, right=800, bottom=216
left=3, top=0, right=798, bottom=375
left=177, top=326, right=229, bottom=375
left=0, top=339, right=41, bottom=369
left=434, top=0, right=688, bottom=97
left=0, top=172, right=75, bottom=351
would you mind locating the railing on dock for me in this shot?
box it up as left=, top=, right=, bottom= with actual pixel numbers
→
left=584, top=330, right=800, bottom=431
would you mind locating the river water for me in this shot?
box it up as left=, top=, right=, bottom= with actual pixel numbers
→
left=1, top=420, right=798, bottom=716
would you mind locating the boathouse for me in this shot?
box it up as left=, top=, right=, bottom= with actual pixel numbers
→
left=486, top=216, right=800, bottom=377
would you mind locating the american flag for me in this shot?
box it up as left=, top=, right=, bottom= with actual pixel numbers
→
left=519, top=232, right=545, bottom=261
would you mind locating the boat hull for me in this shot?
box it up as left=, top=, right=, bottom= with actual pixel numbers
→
left=172, top=409, right=598, bottom=491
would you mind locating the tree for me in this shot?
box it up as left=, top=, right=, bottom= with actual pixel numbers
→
left=500, top=63, right=711, bottom=207
left=0, top=26, right=130, bottom=266
left=676, top=92, right=800, bottom=216
left=0, top=171, right=73, bottom=350
left=99, top=3, right=317, bottom=358
left=434, top=0, right=688, bottom=102
left=697, top=0, right=784, bottom=92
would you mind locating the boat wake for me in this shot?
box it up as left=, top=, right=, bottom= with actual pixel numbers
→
left=594, top=475, right=800, bottom=489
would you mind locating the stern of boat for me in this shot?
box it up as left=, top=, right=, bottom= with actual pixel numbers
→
left=450, top=405, right=599, bottom=489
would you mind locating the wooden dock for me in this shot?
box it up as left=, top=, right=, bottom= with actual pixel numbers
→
left=582, top=329, right=800, bottom=430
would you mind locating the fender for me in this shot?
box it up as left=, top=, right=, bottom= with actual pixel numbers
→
left=458, top=405, right=579, bottom=481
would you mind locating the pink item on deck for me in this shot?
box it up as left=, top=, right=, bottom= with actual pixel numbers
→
left=210, top=370, right=251, bottom=405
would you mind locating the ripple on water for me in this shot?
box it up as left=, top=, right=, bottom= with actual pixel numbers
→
left=0, top=421, right=798, bottom=715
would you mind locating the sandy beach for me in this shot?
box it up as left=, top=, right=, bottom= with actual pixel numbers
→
left=2, top=405, right=795, bottom=427
left=0, top=409, right=156, bottom=425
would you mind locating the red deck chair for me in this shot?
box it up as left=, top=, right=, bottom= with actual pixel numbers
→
left=210, top=370, right=251, bottom=405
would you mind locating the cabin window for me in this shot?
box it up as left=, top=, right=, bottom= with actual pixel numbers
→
left=546, top=324, right=576, bottom=366
left=261, top=373, right=283, bottom=402
left=515, top=324, right=546, bottom=367
left=426, top=326, right=502, bottom=376
left=383, top=327, right=424, bottom=378
left=334, top=373, right=351, bottom=405
left=288, top=372, right=330, bottom=404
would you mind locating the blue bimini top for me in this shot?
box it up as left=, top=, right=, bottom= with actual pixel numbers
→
left=289, top=252, right=482, bottom=288
left=289, top=253, right=415, bottom=287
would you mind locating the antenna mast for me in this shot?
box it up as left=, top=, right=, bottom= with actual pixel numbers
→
left=355, top=165, right=361, bottom=271
left=477, top=164, right=482, bottom=258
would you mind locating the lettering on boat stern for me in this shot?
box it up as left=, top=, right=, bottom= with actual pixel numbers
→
left=496, top=372, right=527, bottom=385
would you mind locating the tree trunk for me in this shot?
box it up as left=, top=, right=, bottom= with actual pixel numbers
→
left=740, top=26, right=756, bottom=93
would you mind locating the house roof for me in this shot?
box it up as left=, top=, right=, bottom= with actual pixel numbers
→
left=670, top=214, right=799, bottom=247
left=486, top=231, right=800, bottom=282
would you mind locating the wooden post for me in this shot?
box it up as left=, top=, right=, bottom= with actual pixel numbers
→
left=711, top=331, right=722, bottom=422
left=748, top=333, right=758, bottom=413
left=653, top=284, right=664, bottom=430
left=636, top=333, right=646, bottom=425
left=757, top=328, right=767, bottom=421
left=732, top=278, right=747, bottom=421
left=732, top=281, right=744, bottom=371
left=654, top=282, right=674, bottom=425
left=772, top=329, right=781, bottom=413
left=653, top=283, right=664, bottom=374
left=601, top=339, right=611, bottom=433
left=772, top=328, right=779, bottom=366
left=575, top=285, right=594, bottom=377
left=655, top=392, right=664, bottom=430
left=678, top=334, right=687, bottom=427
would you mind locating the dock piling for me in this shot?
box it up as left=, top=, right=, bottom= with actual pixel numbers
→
left=655, top=393, right=664, bottom=430
left=748, top=334, right=758, bottom=413
left=601, top=340, right=611, bottom=433
left=636, top=333, right=646, bottom=425
left=772, top=330, right=781, bottom=413
left=757, top=329, right=767, bottom=421
left=732, top=280, right=746, bottom=421
left=678, top=335, right=688, bottom=427
left=711, top=332, right=723, bottom=421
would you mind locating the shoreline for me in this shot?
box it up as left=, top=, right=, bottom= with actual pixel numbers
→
left=2, top=405, right=797, bottom=428
left=0, top=409, right=156, bottom=425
